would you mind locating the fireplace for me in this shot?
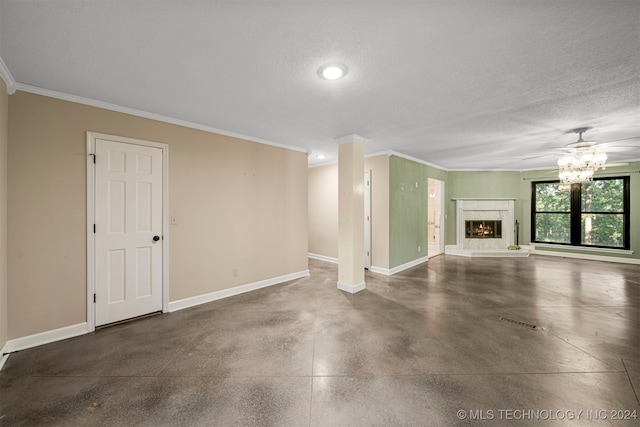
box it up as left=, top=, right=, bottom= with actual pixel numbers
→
left=466, top=220, right=502, bottom=238
left=446, top=198, right=528, bottom=257
left=452, top=199, right=515, bottom=250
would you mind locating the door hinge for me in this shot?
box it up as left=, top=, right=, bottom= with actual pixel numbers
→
left=93, top=224, right=96, bottom=233
left=89, top=153, right=96, bottom=163
left=93, top=293, right=96, bottom=303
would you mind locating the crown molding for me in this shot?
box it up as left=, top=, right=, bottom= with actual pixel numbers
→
left=11, top=83, right=308, bottom=153
left=334, top=134, right=370, bottom=145
left=308, top=149, right=451, bottom=171
left=387, top=150, right=449, bottom=171
left=0, top=56, right=16, bottom=94
left=448, top=168, right=523, bottom=172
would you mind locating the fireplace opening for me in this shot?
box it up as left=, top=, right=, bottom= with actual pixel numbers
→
left=466, top=220, right=502, bottom=238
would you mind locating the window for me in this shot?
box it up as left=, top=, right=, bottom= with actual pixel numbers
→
left=532, top=177, right=630, bottom=249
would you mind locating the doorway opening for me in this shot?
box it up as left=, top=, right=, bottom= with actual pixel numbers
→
left=364, top=170, right=371, bottom=269
left=428, top=178, right=445, bottom=256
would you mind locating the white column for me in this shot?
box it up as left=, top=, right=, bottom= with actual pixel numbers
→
left=335, top=134, right=367, bottom=293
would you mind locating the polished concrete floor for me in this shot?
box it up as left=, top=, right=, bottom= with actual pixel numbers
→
left=1, top=255, right=639, bottom=426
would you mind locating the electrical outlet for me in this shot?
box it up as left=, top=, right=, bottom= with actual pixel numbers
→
left=233, top=269, right=238, bottom=277
left=418, top=245, right=421, bottom=252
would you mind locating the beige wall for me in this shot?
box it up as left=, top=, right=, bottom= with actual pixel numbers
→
left=308, top=163, right=339, bottom=258
left=8, top=91, right=308, bottom=339
left=307, top=155, right=389, bottom=269
left=0, top=80, right=8, bottom=348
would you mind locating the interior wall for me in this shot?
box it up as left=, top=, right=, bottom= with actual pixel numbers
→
left=389, top=156, right=428, bottom=268
left=308, top=163, right=339, bottom=259
left=0, top=80, right=8, bottom=349
left=388, top=155, right=450, bottom=268
left=307, top=155, right=389, bottom=269
left=8, top=91, right=308, bottom=339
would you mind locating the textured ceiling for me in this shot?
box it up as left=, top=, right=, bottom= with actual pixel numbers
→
left=1, top=0, right=639, bottom=170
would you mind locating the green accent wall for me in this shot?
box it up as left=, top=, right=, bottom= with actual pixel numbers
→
left=389, top=156, right=448, bottom=269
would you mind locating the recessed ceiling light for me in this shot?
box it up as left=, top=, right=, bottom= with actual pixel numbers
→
left=318, top=63, right=347, bottom=80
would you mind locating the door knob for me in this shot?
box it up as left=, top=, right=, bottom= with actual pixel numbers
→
left=153, top=235, right=160, bottom=242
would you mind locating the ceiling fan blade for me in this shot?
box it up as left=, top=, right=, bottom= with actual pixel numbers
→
left=521, top=153, right=556, bottom=160
left=601, top=136, right=640, bottom=144
left=603, top=146, right=640, bottom=152
left=605, top=162, right=630, bottom=167
left=598, top=138, right=640, bottom=147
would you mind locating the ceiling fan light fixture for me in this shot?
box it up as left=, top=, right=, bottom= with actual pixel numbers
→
left=557, top=131, right=607, bottom=184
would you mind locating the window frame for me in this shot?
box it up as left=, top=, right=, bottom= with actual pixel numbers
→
left=531, top=177, right=630, bottom=250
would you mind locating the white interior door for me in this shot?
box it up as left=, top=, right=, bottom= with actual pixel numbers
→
left=94, top=138, right=163, bottom=326
left=364, top=170, right=371, bottom=269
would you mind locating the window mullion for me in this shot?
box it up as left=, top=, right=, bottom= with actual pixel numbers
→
left=623, top=176, right=630, bottom=249
left=570, top=183, right=581, bottom=245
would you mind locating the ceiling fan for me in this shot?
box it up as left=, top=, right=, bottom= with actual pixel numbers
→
left=555, top=127, right=639, bottom=151
left=556, top=128, right=608, bottom=183
left=520, top=127, right=638, bottom=180
left=522, top=127, right=639, bottom=162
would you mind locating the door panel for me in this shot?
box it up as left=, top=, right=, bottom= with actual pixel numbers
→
left=95, top=138, right=163, bottom=326
left=107, top=249, right=126, bottom=303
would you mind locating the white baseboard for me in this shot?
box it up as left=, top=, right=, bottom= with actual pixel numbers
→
left=3, top=322, right=89, bottom=355
left=308, top=253, right=338, bottom=264
left=0, top=270, right=311, bottom=371
left=0, top=341, right=10, bottom=371
left=369, top=265, right=390, bottom=275
left=168, top=270, right=310, bottom=312
left=370, top=256, right=428, bottom=276
left=337, top=281, right=366, bottom=293
left=369, top=256, right=429, bottom=276
left=531, top=247, right=640, bottom=265
left=310, top=255, right=397, bottom=278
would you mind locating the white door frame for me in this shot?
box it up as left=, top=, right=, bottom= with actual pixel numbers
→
left=364, top=170, right=371, bottom=269
left=86, top=132, right=169, bottom=332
